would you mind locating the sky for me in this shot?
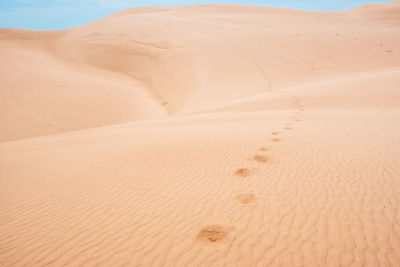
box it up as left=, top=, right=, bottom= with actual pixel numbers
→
left=0, top=0, right=394, bottom=30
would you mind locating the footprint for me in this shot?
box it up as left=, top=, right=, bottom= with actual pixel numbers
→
left=271, top=138, right=282, bottom=142
left=253, top=155, right=269, bottom=163
left=235, top=168, right=251, bottom=177
left=236, top=193, right=256, bottom=204
left=197, top=225, right=232, bottom=244
left=259, top=146, right=269, bottom=151
left=271, top=131, right=280, bottom=135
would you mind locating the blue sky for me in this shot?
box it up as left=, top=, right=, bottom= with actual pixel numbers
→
left=0, top=0, right=393, bottom=30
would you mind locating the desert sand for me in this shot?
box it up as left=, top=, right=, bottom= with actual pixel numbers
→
left=1, top=1, right=400, bottom=266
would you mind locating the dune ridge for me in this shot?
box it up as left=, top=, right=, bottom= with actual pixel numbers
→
left=1, top=1, right=400, bottom=266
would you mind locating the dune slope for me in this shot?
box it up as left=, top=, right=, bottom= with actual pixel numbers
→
left=1, top=1, right=400, bottom=141
left=0, top=1, right=400, bottom=266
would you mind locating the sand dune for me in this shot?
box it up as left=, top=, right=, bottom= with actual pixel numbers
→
left=2, top=1, right=400, bottom=141
left=1, top=1, right=400, bottom=266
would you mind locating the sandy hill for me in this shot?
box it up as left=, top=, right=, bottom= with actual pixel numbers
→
left=0, top=1, right=400, bottom=266
left=1, top=1, right=400, bottom=141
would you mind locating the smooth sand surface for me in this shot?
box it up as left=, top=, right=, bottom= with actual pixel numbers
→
left=1, top=1, right=400, bottom=266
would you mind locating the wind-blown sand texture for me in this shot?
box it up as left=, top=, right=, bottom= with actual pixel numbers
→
left=1, top=1, right=400, bottom=266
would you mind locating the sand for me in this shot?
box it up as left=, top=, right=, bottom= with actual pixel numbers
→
left=0, top=1, right=400, bottom=266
